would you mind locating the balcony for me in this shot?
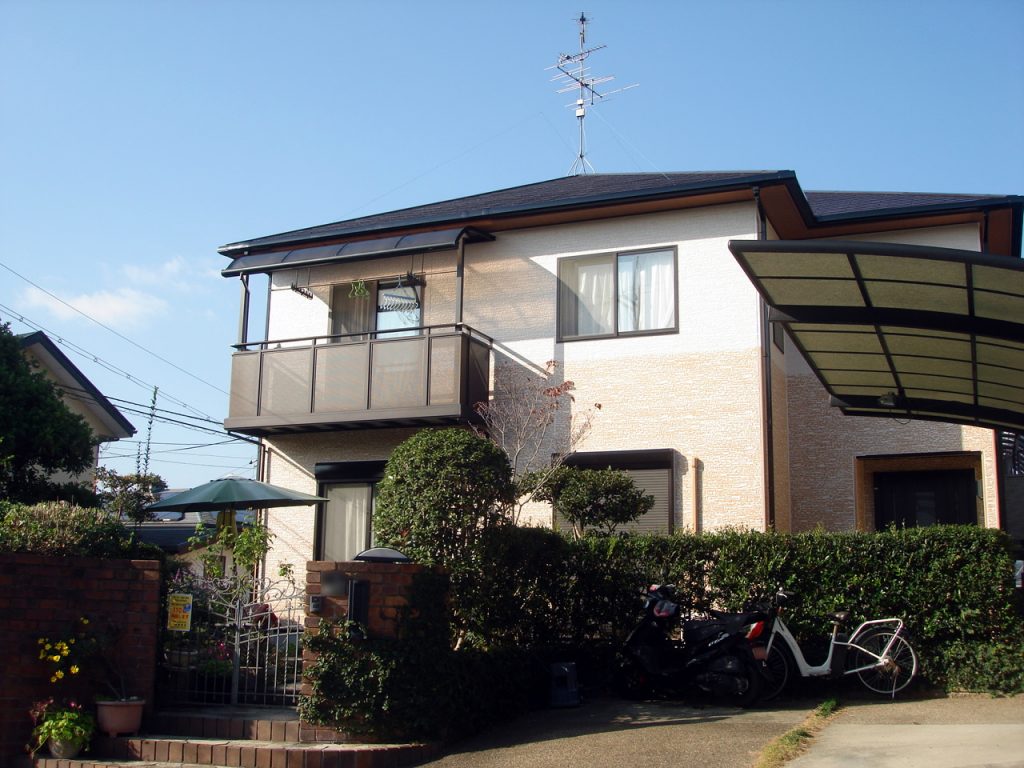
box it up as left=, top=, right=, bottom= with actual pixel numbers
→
left=224, top=325, right=492, bottom=436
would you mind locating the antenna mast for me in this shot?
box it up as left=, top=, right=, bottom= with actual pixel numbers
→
left=550, top=12, right=637, bottom=175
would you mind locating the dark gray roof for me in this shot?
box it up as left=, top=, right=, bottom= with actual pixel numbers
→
left=220, top=172, right=1021, bottom=256
left=805, top=190, right=1010, bottom=219
left=220, top=172, right=792, bottom=253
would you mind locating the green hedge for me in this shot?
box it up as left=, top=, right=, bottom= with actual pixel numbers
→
left=459, top=526, right=1023, bottom=693
left=301, top=526, right=1023, bottom=741
left=0, top=500, right=162, bottom=559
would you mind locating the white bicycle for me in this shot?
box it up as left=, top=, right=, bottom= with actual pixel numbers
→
left=754, top=588, right=918, bottom=699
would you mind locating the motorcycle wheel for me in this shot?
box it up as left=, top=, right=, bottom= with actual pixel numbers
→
left=759, top=643, right=792, bottom=701
left=718, top=655, right=764, bottom=708
left=612, top=657, right=651, bottom=700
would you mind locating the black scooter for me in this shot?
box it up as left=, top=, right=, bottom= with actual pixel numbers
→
left=614, top=584, right=767, bottom=707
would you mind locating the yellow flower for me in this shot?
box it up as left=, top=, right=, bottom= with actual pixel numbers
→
left=44, top=644, right=52, bottom=650
left=37, top=638, right=45, bottom=645
left=69, top=639, right=75, bottom=645
left=55, top=671, right=64, bottom=679
left=80, top=618, right=89, bottom=625
left=51, top=655, right=61, bottom=662
left=70, top=666, right=80, bottom=675
left=61, top=649, right=69, bottom=657
left=50, top=676, right=57, bottom=683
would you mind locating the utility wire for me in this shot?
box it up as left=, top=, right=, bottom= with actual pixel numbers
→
left=0, top=303, right=215, bottom=419
left=0, top=261, right=230, bottom=397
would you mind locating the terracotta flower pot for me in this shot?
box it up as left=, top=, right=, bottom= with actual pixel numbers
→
left=95, top=699, right=145, bottom=737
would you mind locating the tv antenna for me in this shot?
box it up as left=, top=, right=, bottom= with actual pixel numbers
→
left=548, top=12, right=638, bottom=175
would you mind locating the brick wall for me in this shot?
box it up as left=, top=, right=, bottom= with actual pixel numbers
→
left=0, top=554, right=161, bottom=766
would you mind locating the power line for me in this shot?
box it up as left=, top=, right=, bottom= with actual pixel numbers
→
left=0, top=261, right=231, bottom=398
left=0, top=303, right=215, bottom=419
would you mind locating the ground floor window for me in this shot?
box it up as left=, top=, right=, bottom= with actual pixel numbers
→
left=855, top=452, right=982, bottom=531
left=561, top=449, right=675, bottom=534
left=320, top=483, right=373, bottom=561
left=314, top=461, right=386, bottom=561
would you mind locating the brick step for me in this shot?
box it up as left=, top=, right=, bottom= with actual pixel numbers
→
left=30, top=737, right=441, bottom=768
left=151, top=713, right=347, bottom=744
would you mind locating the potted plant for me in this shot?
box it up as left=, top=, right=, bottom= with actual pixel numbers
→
left=80, top=617, right=147, bottom=737
left=29, top=699, right=95, bottom=759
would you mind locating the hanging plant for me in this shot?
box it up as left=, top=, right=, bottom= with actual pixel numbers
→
left=348, top=280, right=370, bottom=299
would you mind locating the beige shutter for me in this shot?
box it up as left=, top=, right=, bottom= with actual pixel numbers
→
left=619, top=468, right=671, bottom=534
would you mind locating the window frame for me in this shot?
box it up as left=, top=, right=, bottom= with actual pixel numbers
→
left=556, top=246, right=679, bottom=342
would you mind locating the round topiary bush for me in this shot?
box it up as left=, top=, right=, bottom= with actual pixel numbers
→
left=373, top=428, right=514, bottom=567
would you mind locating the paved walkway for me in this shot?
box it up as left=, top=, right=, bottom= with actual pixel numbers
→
left=420, top=697, right=812, bottom=768
left=791, top=694, right=1024, bottom=768
left=419, top=694, right=1024, bottom=768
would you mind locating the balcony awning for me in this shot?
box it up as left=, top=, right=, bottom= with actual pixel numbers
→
left=222, top=226, right=494, bottom=277
left=728, top=239, right=1024, bottom=432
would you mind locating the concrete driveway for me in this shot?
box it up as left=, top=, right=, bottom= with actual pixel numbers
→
left=419, top=697, right=813, bottom=768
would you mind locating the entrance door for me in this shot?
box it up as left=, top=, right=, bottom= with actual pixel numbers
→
left=874, top=469, right=977, bottom=528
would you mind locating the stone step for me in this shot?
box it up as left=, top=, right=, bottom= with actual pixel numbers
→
left=29, top=737, right=440, bottom=768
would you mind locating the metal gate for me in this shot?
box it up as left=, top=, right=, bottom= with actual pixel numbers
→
left=162, top=572, right=306, bottom=707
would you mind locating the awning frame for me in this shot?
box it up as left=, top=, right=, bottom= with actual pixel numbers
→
left=729, top=239, right=1024, bottom=432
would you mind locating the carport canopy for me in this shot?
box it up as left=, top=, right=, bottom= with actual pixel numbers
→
left=728, top=239, right=1024, bottom=432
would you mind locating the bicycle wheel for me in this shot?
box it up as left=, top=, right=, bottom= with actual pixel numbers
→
left=847, top=629, right=917, bottom=696
left=759, top=642, right=791, bottom=701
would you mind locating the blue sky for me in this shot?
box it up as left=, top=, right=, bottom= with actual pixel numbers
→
left=1, top=0, right=1022, bottom=490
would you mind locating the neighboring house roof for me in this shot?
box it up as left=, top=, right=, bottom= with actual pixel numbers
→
left=17, top=331, right=135, bottom=441
left=220, top=172, right=1023, bottom=259
left=134, top=509, right=256, bottom=553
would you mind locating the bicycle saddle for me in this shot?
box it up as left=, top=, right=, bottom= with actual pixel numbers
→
left=829, top=611, right=850, bottom=624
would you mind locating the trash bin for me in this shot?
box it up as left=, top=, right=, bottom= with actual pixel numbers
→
left=549, top=662, right=581, bottom=707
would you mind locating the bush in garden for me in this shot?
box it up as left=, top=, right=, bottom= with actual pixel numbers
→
left=533, top=465, right=653, bottom=539
left=373, top=428, right=514, bottom=568
left=0, top=501, right=161, bottom=560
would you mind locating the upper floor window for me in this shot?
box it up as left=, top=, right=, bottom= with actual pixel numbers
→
left=558, top=248, right=677, bottom=340
left=331, top=277, right=422, bottom=341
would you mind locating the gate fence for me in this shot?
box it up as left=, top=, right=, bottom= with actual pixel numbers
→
left=161, top=572, right=306, bottom=707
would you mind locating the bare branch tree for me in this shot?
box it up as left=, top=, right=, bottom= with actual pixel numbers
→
left=474, top=360, right=600, bottom=523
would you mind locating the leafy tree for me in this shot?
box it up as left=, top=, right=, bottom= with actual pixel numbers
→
left=534, top=465, right=654, bottom=539
left=374, top=428, right=514, bottom=567
left=0, top=323, right=95, bottom=502
left=95, top=467, right=166, bottom=525
left=473, top=360, right=600, bottom=522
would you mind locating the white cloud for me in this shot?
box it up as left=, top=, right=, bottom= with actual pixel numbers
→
left=22, top=285, right=168, bottom=329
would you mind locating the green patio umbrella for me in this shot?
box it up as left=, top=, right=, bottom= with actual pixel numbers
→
left=147, top=478, right=326, bottom=532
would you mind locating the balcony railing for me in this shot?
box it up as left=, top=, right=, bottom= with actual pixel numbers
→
left=224, top=324, right=492, bottom=435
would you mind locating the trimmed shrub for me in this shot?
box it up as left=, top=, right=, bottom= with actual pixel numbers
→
left=0, top=500, right=161, bottom=559
left=373, top=429, right=514, bottom=567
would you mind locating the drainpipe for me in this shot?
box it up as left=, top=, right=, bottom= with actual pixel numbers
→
left=237, top=273, right=250, bottom=347
left=754, top=188, right=776, bottom=530
left=454, top=232, right=466, bottom=327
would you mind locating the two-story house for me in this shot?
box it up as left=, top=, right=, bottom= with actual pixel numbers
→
left=218, top=172, right=1023, bottom=574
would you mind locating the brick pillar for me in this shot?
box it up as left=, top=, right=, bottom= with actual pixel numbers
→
left=304, top=560, right=429, bottom=639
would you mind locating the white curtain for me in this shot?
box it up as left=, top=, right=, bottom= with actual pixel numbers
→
left=572, top=259, right=615, bottom=336
left=618, top=250, right=675, bottom=332
left=322, top=484, right=371, bottom=561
